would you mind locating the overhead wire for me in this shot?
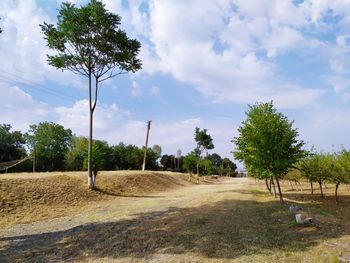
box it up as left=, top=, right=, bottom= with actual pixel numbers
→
left=0, top=68, right=82, bottom=102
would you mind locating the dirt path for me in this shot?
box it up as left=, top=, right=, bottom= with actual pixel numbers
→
left=0, top=177, right=251, bottom=262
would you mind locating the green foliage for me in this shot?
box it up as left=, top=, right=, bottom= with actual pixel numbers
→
left=65, top=136, right=88, bottom=171
left=40, top=0, right=141, bottom=77
left=108, top=143, right=157, bottom=170
left=198, top=159, right=213, bottom=176
left=160, top=154, right=176, bottom=170
left=0, top=124, right=26, bottom=163
left=194, top=127, right=214, bottom=157
left=284, top=168, right=302, bottom=182
left=334, top=149, right=350, bottom=185
left=222, top=158, right=238, bottom=177
left=25, top=122, right=72, bottom=171
left=233, top=102, right=306, bottom=202
left=182, top=152, right=198, bottom=174
left=207, top=153, right=238, bottom=176
left=297, top=151, right=350, bottom=201
left=152, top=145, right=162, bottom=160
left=83, top=140, right=110, bottom=172
left=233, top=102, right=306, bottom=179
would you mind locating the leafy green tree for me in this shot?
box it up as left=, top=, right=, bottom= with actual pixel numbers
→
left=233, top=102, right=306, bottom=203
left=222, top=158, right=238, bottom=177
left=297, top=156, right=317, bottom=194
left=0, top=124, right=26, bottom=163
left=108, top=143, right=157, bottom=170
left=26, top=122, right=72, bottom=172
left=207, top=153, right=222, bottom=174
left=284, top=168, right=303, bottom=191
left=182, top=151, right=198, bottom=174
left=83, top=140, right=110, bottom=173
left=65, top=136, right=88, bottom=171
left=160, top=154, right=176, bottom=170
left=40, top=0, right=142, bottom=189
left=194, top=127, right=214, bottom=175
left=331, top=150, right=350, bottom=202
left=198, top=159, right=213, bottom=176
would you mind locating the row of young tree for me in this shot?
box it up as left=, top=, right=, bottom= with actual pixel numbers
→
left=0, top=122, right=238, bottom=177
left=234, top=101, right=350, bottom=203
left=285, top=150, right=350, bottom=202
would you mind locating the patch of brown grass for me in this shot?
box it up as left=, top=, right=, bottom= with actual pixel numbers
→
left=0, top=171, right=194, bottom=227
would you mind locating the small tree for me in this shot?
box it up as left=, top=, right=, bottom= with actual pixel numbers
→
left=40, top=1, right=141, bottom=189
left=332, top=150, right=350, bottom=202
left=182, top=151, right=198, bottom=175
left=194, top=127, right=214, bottom=175
left=233, top=102, right=306, bottom=203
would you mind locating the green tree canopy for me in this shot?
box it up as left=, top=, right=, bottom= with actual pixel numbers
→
left=0, top=124, right=26, bottom=163
left=25, top=122, right=72, bottom=172
left=233, top=102, right=306, bottom=203
left=194, top=127, right=214, bottom=175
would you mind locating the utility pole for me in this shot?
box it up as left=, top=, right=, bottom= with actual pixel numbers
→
left=142, top=120, right=151, bottom=171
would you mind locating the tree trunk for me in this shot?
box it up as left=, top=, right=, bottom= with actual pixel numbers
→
left=335, top=182, right=340, bottom=202
left=298, top=182, right=303, bottom=193
left=196, top=161, right=199, bottom=176
left=289, top=181, right=294, bottom=190
left=87, top=73, right=95, bottom=190
left=270, top=177, right=276, bottom=198
left=319, top=181, right=324, bottom=198
left=265, top=178, right=272, bottom=194
left=310, top=179, right=313, bottom=195
left=274, top=176, right=284, bottom=203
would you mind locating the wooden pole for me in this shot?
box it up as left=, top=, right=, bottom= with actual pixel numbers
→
left=142, top=121, right=151, bottom=171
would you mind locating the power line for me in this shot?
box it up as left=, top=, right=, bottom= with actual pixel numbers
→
left=0, top=69, right=82, bottom=102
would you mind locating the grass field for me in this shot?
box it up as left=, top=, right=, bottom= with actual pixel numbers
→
left=1, top=172, right=350, bottom=262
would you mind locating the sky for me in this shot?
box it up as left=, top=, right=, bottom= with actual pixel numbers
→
left=1, top=0, right=350, bottom=165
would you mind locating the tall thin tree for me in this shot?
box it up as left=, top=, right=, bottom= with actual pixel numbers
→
left=40, top=1, right=141, bottom=188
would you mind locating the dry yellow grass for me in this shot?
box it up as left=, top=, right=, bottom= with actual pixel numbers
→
left=0, top=170, right=195, bottom=227
left=1, top=175, right=350, bottom=262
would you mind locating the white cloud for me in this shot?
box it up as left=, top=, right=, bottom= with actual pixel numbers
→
left=110, top=0, right=328, bottom=108
left=0, top=85, right=50, bottom=131
left=0, top=0, right=84, bottom=91
left=150, top=85, right=159, bottom=96
left=130, top=80, right=142, bottom=96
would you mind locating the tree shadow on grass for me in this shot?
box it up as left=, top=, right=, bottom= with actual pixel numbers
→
left=0, top=198, right=348, bottom=262
left=95, top=188, right=165, bottom=198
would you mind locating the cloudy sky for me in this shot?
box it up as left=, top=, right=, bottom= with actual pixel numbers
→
left=1, top=0, right=350, bottom=162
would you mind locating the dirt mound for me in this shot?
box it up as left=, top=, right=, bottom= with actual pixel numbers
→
left=0, top=171, right=193, bottom=227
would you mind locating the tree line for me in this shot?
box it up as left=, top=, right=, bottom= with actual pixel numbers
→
left=0, top=122, right=237, bottom=177
left=234, top=101, right=350, bottom=203
left=285, top=150, right=350, bottom=202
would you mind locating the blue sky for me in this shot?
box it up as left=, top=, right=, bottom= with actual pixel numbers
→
left=1, top=0, right=350, bottom=163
